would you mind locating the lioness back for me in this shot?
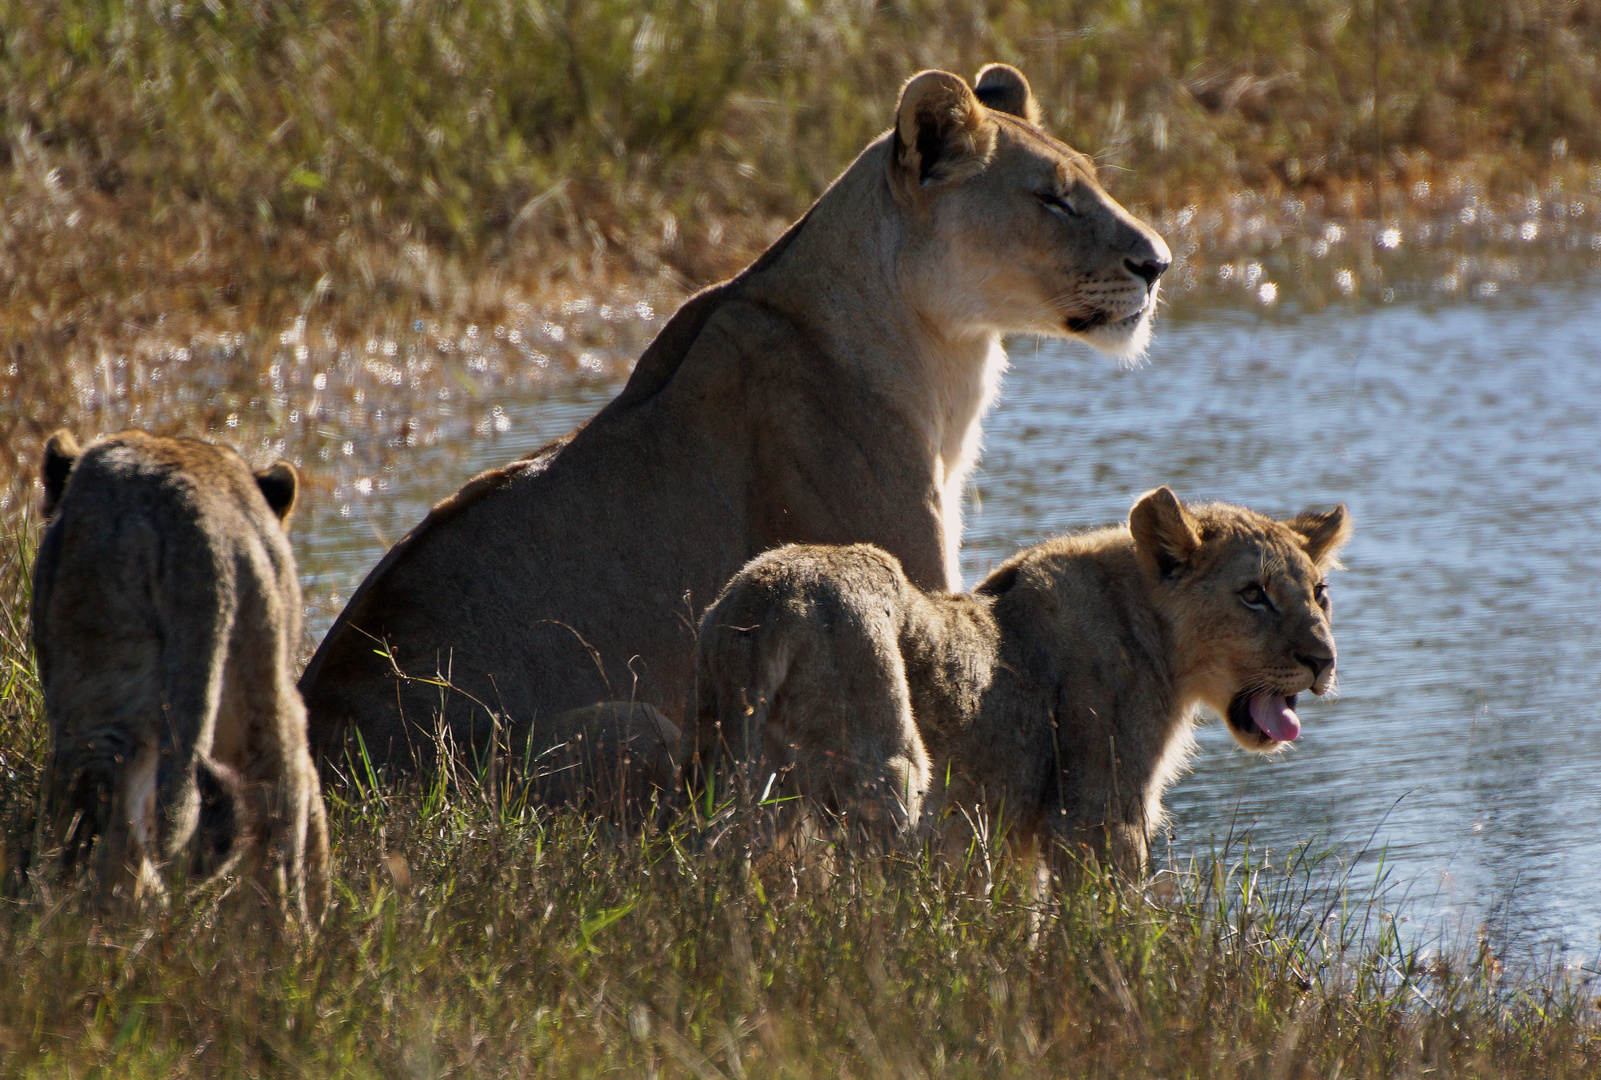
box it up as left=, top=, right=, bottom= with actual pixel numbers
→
left=300, top=64, right=1170, bottom=781
left=690, top=488, right=1352, bottom=875
left=31, top=429, right=329, bottom=917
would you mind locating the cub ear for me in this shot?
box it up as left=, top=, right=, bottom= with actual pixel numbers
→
left=894, top=69, right=997, bottom=192
left=1130, top=486, right=1202, bottom=581
left=1284, top=504, right=1352, bottom=569
left=40, top=429, right=81, bottom=518
left=973, top=63, right=1040, bottom=125
left=254, top=461, right=298, bottom=526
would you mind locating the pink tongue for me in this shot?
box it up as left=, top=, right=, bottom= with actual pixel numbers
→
left=1249, top=693, right=1301, bottom=742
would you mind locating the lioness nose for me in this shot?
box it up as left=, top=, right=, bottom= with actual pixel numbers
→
left=1125, top=255, right=1169, bottom=288
left=1296, top=652, right=1334, bottom=683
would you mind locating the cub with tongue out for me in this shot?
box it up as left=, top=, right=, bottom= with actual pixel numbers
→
left=688, top=486, right=1351, bottom=878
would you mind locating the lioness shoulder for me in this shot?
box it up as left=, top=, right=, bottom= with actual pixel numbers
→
left=687, top=488, right=1352, bottom=874
left=31, top=429, right=329, bottom=918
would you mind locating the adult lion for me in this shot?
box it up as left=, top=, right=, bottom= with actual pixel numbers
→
left=301, top=64, right=1172, bottom=776
left=32, top=430, right=329, bottom=919
left=688, top=489, right=1351, bottom=875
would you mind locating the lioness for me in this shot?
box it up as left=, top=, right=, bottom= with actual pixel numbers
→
left=300, top=64, right=1172, bottom=776
left=31, top=430, right=329, bottom=918
left=688, top=488, right=1350, bottom=875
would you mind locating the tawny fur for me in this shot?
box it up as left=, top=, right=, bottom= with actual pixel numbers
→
left=31, top=429, right=330, bottom=920
left=687, top=488, right=1351, bottom=876
left=299, top=65, right=1172, bottom=778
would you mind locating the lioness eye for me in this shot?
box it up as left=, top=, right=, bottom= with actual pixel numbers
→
left=1038, top=191, right=1079, bottom=218
left=1240, top=583, right=1270, bottom=609
left=1314, top=582, right=1329, bottom=607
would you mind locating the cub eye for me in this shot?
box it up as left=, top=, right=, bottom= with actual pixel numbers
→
left=1314, top=582, right=1330, bottom=608
left=1239, top=583, right=1271, bottom=610
left=1038, top=191, right=1079, bottom=218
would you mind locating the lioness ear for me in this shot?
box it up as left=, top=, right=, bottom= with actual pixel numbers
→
left=1130, top=486, right=1201, bottom=581
left=255, top=461, right=298, bottom=526
left=41, top=429, right=81, bottom=518
left=1285, top=504, right=1352, bottom=569
left=973, top=64, right=1040, bottom=125
left=894, top=70, right=996, bottom=192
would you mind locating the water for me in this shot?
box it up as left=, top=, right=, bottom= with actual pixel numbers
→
left=283, top=279, right=1601, bottom=960
left=963, top=289, right=1601, bottom=964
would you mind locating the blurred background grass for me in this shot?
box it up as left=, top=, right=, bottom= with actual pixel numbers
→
left=3, top=0, right=1598, bottom=340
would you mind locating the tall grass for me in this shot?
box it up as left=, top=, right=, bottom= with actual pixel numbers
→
left=3, top=0, right=1599, bottom=339
left=1, top=508, right=1597, bottom=1076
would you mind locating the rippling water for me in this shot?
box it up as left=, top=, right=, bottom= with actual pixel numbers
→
left=278, top=276, right=1601, bottom=960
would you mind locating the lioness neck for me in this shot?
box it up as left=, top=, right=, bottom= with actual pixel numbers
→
left=745, top=134, right=1007, bottom=588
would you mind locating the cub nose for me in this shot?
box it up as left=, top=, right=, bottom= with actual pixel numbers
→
left=1295, top=652, right=1335, bottom=685
left=1125, top=255, right=1170, bottom=289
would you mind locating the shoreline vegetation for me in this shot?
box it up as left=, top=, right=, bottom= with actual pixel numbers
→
left=3, top=2, right=1601, bottom=505
left=4, top=1, right=1601, bottom=499
left=5, top=4, right=1601, bottom=365
left=2, top=3, right=1601, bottom=1072
left=1, top=524, right=1598, bottom=1075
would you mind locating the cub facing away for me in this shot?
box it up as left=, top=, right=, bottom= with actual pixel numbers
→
left=31, top=430, right=329, bottom=918
left=688, top=487, right=1351, bottom=874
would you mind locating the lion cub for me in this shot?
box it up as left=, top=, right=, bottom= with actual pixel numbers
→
left=688, top=487, right=1350, bottom=874
left=31, top=429, right=329, bottom=919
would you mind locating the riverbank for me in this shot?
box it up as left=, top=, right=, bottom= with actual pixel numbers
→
left=6, top=1, right=1601, bottom=470
left=0, top=522, right=1595, bottom=1076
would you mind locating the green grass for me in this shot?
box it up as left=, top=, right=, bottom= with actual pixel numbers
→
left=3, top=0, right=1599, bottom=338
left=1, top=512, right=1598, bottom=1076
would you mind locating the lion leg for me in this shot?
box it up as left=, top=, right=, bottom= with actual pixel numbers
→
left=36, top=583, right=189, bottom=902
left=1042, top=816, right=1150, bottom=884
left=825, top=645, right=930, bottom=836
left=152, top=576, right=235, bottom=884
left=43, top=736, right=119, bottom=886
left=42, top=650, right=178, bottom=906
left=42, top=701, right=172, bottom=906
left=694, top=551, right=931, bottom=842
left=265, top=744, right=321, bottom=926
left=513, top=702, right=680, bottom=823
left=92, top=736, right=165, bottom=906
left=300, top=767, right=332, bottom=921
left=239, top=699, right=326, bottom=926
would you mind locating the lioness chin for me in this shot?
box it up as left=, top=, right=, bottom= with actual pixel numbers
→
left=301, top=64, right=1171, bottom=780
left=31, top=429, right=329, bottom=920
left=688, top=487, right=1351, bottom=876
